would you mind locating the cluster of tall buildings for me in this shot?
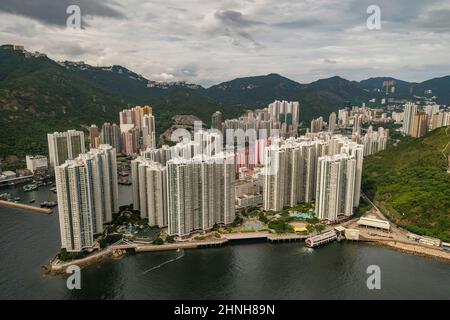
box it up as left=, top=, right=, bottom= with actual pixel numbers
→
left=431, top=111, right=450, bottom=130
left=403, top=102, right=450, bottom=138
left=310, top=117, right=324, bottom=133
left=50, top=99, right=401, bottom=251
left=88, top=105, right=156, bottom=156
left=120, top=105, right=156, bottom=154
left=55, top=145, right=119, bottom=252
left=313, top=105, right=388, bottom=136
left=221, top=100, right=300, bottom=138
left=132, top=151, right=235, bottom=237
left=354, top=126, right=388, bottom=156
left=263, top=133, right=363, bottom=223
left=336, top=105, right=380, bottom=133
left=98, top=123, right=122, bottom=151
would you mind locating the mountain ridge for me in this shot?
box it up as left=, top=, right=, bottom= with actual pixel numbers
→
left=1, top=44, right=450, bottom=161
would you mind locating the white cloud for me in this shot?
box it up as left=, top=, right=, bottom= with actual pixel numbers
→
left=151, top=72, right=176, bottom=81
left=0, top=0, right=449, bottom=85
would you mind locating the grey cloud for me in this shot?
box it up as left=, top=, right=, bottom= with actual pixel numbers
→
left=210, top=10, right=264, bottom=49
left=0, top=0, right=125, bottom=27
left=274, top=18, right=321, bottom=29
left=324, top=59, right=337, bottom=64
left=418, top=9, right=450, bottom=32
left=1, top=0, right=449, bottom=86
left=55, top=43, right=93, bottom=57
left=214, top=10, right=263, bottom=28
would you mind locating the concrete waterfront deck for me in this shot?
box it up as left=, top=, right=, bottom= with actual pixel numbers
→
left=0, top=200, right=52, bottom=215
left=135, top=238, right=229, bottom=253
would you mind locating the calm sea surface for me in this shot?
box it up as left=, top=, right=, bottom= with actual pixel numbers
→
left=0, top=185, right=449, bottom=300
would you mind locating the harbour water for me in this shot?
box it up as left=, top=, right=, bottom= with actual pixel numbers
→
left=0, top=185, right=449, bottom=300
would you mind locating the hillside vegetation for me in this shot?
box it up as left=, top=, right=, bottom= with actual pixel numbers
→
left=363, top=126, right=450, bottom=241
left=2, top=45, right=450, bottom=163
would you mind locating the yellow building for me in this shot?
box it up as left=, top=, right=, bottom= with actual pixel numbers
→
left=143, top=105, right=153, bottom=115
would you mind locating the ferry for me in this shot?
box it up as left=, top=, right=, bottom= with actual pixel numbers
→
left=305, top=231, right=337, bottom=248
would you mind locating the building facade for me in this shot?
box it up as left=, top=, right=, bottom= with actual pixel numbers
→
left=48, top=130, right=85, bottom=168
left=55, top=145, right=118, bottom=252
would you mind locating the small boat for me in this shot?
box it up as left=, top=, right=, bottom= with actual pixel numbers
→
left=46, top=201, right=57, bottom=208
left=23, top=184, right=38, bottom=192
left=40, top=201, right=57, bottom=208
left=29, top=199, right=36, bottom=203
left=0, top=193, right=12, bottom=201
left=14, top=197, right=21, bottom=201
left=50, top=187, right=57, bottom=193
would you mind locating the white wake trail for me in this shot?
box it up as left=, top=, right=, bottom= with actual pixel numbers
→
left=142, top=249, right=185, bottom=275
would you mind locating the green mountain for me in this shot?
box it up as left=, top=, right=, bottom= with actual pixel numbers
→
left=419, top=76, right=450, bottom=104
left=1, top=44, right=449, bottom=165
left=363, top=126, right=450, bottom=241
left=358, top=76, right=450, bottom=105
left=0, top=47, right=240, bottom=161
left=205, top=73, right=303, bottom=106
left=205, top=74, right=370, bottom=121
left=0, top=48, right=124, bottom=160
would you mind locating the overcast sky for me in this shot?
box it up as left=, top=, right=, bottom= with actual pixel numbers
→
left=1, top=0, right=449, bottom=86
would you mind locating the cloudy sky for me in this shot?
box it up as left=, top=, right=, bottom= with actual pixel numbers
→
left=1, top=0, right=449, bottom=86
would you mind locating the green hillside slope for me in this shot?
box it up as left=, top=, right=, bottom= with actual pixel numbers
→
left=0, top=49, right=124, bottom=159
left=362, top=126, right=450, bottom=241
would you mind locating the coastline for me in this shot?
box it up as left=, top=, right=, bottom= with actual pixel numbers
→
left=366, top=239, right=450, bottom=263
left=45, top=231, right=450, bottom=276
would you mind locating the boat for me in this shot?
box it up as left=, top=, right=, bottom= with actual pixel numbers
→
left=305, top=231, right=337, bottom=248
left=50, top=187, right=57, bottom=193
left=14, top=197, right=21, bottom=201
left=29, top=199, right=36, bottom=203
left=23, top=184, right=38, bottom=192
left=46, top=201, right=57, bottom=208
left=0, top=193, right=12, bottom=201
left=40, top=201, right=58, bottom=208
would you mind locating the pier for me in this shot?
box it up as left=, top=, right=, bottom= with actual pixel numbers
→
left=0, top=200, right=53, bottom=215
left=223, top=232, right=307, bottom=243
left=135, top=239, right=228, bottom=253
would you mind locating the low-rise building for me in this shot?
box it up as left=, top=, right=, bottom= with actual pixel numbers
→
left=26, top=155, right=48, bottom=173
left=418, top=236, right=442, bottom=247
left=345, top=228, right=360, bottom=241
left=357, top=216, right=390, bottom=231
left=236, top=194, right=263, bottom=208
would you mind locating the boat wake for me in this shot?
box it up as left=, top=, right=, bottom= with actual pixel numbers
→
left=141, top=249, right=185, bottom=275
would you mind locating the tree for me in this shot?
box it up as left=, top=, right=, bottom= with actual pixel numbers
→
left=152, top=238, right=164, bottom=245
left=315, top=224, right=326, bottom=233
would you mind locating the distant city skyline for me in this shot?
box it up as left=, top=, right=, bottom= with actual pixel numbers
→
left=1, top=0, right=450, bottom=86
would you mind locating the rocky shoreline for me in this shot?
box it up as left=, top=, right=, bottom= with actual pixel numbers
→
left=367, top=240, right=450, bottom=263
